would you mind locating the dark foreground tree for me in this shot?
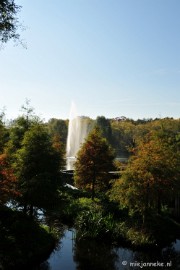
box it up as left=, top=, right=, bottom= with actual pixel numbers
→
left=0, top=0, right=21, bottom=43
left=74, top=128, right=115, bottom=199
left=15, top=124, right=63, bottom=215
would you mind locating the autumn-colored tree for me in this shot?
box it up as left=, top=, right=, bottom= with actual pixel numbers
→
left=74, top=128, right=115, bottom=199
left=0, top=153, right=18, bottom=204
left=110, top=134, right=180, bottom=221
left=52, top=133, right=65, bottom=169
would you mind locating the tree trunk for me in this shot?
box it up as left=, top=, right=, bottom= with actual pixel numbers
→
left=29, top=204, right=34, bottom=217
left=157, top=191, right=161, bottom=214
left=23, top=203, right=27, bottom=215
left=91, top=169, right=96, bottom=200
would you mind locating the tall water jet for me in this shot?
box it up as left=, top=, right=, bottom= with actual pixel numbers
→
left=66, top=102, right=89, bottom=170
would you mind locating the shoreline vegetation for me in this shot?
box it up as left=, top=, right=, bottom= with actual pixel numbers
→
left=53, top=187, right=180, bottom=249
left=1, top=190, right=180, bottom=269
left=0, top=104, right=180, bottom=268
left=1, top=186, right=180, bottom=269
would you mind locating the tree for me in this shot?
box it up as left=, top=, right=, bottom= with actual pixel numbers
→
left=74, top=128, right=115, bottom=199
left=110, top=119, right=135, bottom=156
left=0, top=110, right=9, bottom=154
left=110, top=134, right=180, bottom=221
left=0, top=0, right=21, bottom=44
left=15, top=124, right=63, bottom=215
left=96, top=116, right=112, bottom=145
left=51, top=133, right=65, bottom=169
left=0, top=153, right=18, bottom=204
left=47, top=118, right=68, bottom=150
left=6, top=101, right=40, bottom=157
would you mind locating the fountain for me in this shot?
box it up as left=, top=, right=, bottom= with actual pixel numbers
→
left=66, top=102, right=89, bottom=170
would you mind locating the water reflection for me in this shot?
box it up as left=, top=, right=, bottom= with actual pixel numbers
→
left=38, top=262, right=50, bottom=270
left=39, top=229, right=180, bottom=270
left=74, top=239, right=118, bottom=270
left=114, top=243, right=180, bottom=269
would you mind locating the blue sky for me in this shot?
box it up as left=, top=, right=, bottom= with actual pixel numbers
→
left=0, top=0, right=180, bottom=121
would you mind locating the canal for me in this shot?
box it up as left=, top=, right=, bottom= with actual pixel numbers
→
left=38, top=228, right=180, bottom=270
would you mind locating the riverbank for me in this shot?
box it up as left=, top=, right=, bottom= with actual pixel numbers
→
left=0, top=205, right=58, bottom=270
left=40, top=227, right=180, bottom=270
left=52, top=186, right=180, bottom=249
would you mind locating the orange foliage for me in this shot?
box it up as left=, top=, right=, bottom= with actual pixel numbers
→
left=0, top=154, right=20, bottom=204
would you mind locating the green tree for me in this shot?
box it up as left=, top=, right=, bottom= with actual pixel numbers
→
left=74, top=128, right=115, bottom=199
left=96, top=116, right=112, bottom=145
left=6, top=101, right=40, bottom=157
left=15, top=124, right=63, bottom=215
left=0, top=111, right=9, bottom=154
left=0, top=0, right=21, bottom=43
left=110, top=119, right=135, bottom=156
left=47, top=118, right=68, bottom=149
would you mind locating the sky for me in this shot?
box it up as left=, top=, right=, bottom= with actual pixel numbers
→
left=0, top=0, right=180, bottom=121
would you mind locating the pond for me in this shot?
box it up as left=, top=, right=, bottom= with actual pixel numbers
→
left=39, top=228, right=180, bottom=270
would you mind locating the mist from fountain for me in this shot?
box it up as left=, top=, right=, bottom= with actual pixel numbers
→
left=66, top=102, right=89, bottom=170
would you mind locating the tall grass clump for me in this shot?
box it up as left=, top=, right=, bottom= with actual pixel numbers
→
left=75, top=207, right=116, bottom=241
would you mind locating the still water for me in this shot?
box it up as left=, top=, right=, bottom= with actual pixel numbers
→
left=39, top=229, right=180, bottom=270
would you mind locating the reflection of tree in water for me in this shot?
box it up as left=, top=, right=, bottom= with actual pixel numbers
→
left=73, top=239, right=118, bottom=270
left=131, top=245, right=180, bottom=270
left=39, top=261, right=51, bottom=270
left=161, top=245, right=180, bottom=270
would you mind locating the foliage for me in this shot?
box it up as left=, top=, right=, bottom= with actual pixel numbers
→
left=117, top=214, right=180, bottom=247
left=110, top=119, right=135, bottom=156
left=0, top=0, right=21, bottom=44
left=110, top=132, right=180, bottom=219
left=76, top=208, right=116, bottom=240
left=74, top=127, right=115, bottom=199
left=0, top=206, right=57, bottom=269
left=14, top=124, right=63, bottom=213
left=55, top=187, right=94, bottom=224
left=47, top=118, right=68, bottom=150
left=6, top=101, right=41, bottom=157
left=0, top=153, right=18, bottom=204
left=77, top=197, right=100, bottom=210
left=0, top=111, right=9, bottom=153
left=52, top=133, right=65, bottom=169
left=96, top=116, right=112, bottom=145
left=117, top=221, right=154, bottom=246
left=110, top=117, right=180, bottom=157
